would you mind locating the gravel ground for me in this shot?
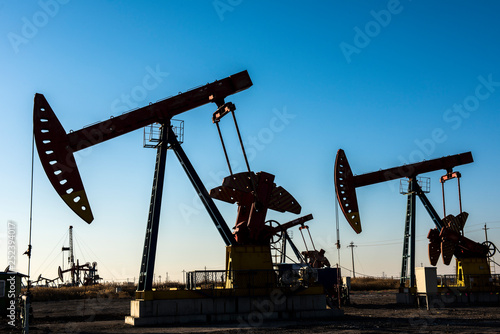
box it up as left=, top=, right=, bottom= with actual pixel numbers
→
left=2, top=290, right=499, bottom=333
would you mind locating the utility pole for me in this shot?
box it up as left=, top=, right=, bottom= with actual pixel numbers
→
left=347, top=241, right=357, bottom=278
left=68, top=226, right=75, bottom=285
left=335, top=197, right=341, bottom=267
left=484, top=223, right=493, bottom=273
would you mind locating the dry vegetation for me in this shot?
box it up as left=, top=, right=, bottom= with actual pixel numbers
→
left=25, top=284, right=136, bottom=302
left=350, top=277, right=399, bottom=291
left=25, top=278, right=397, bottom=302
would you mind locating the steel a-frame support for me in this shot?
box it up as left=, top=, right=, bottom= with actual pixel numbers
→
left=400, top=178, right=445, bottom=290
left=137, top=123, right=235, bottom=291
left=137, top=124, right=169, bottom=291
left=281, top=231, right=306, bottom=264
left=400, top=178, right=417, bottom=289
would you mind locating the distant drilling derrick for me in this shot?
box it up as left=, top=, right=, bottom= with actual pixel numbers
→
left=58, top=225, right=102, bottom=286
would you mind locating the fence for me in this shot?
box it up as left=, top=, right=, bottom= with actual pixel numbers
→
left=186, top=270, right=226, bottom=290
left=185, top=268, right=305, bottom=290
left=438, top=273, right=500, bottom=289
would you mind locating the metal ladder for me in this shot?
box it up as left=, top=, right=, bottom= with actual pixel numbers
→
left=400, top=189, right=412, bottom=287
left=137, top=123, right=168, bottom=291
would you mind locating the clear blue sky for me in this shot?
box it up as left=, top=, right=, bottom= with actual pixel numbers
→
left=1, top=1, right=500, bottom=283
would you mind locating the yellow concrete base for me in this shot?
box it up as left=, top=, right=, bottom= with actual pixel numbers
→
left=126, top=246, right=343, bottom=326
left=456, top=257, right=491, bottom=288
left=225, top=245, right=275, bottom=289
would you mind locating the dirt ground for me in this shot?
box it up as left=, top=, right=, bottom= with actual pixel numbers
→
left=2, top=290, right=500, bottom=333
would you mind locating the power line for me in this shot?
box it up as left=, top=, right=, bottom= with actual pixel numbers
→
left=467, top=221, right=500, bottom=227
left=337, top=264, right=379, bottom=278
left=74, top=231, right=118, bottom=281
left=33, top=229, right=68, bottom=275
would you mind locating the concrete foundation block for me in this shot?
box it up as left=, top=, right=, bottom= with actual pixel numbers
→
left=175, top=299, right=198, bottom=316
left=211, top=313, right=233, bottom=323
left=200, top=298, right=215, bottom=314
left=156, top=299, right=175, bottom=316
left=237, top=297, right=252, bottom=313
left=127, top=292, right=343, bottom=326
left=287, top=295, right=301, bottom=311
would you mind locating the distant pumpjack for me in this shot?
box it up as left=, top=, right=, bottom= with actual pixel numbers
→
left=334, top=149, right=495, bottom=289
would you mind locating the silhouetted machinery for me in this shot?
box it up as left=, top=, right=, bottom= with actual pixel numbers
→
left=33, top=71, right=344, bottom=325
left=57, top=261, right=100, bottom=286
left=31, top=274, right=59, bottom=287
left=334, top=149, right=498, bottom=291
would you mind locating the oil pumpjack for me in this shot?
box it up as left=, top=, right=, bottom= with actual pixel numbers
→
left=58, top=226, right=101, bottom=286
left=334, top=149, right=498, bottom=298
left=33, top=71, right=343, bottom=325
